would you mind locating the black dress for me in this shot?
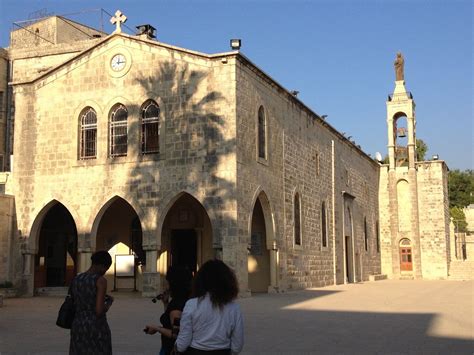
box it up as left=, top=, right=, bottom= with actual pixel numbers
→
left=160, top=297, right=187, bottom=355
left=69, top=272, right=112, bottom=355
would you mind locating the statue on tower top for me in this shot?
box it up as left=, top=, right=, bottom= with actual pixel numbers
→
left=394, top=52, right=405, bottom=81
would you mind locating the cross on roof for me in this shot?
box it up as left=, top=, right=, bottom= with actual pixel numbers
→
left=110, top=10, right=127, bottom=34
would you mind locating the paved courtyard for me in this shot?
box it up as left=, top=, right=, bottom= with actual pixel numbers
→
left=0, top=279, right=473, bottom=354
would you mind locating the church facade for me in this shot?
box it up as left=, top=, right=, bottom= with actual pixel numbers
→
left=0, top=13, right=451, bottom=297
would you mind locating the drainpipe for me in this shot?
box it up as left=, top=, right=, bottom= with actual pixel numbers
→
left=331, top=139, right=337, bottom=284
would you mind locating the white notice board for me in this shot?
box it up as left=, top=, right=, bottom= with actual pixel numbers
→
left=115, top=254, right=135, bottom=277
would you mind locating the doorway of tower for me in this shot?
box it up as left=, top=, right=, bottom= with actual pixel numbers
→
left=34, top=203, right=77, bottom=288
left=399, top=239, right=413, bottom=271
left=171, top=229, right=197, bottom=274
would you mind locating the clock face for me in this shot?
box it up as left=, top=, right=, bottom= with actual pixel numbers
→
left=111, top=54, right=126, bottom=71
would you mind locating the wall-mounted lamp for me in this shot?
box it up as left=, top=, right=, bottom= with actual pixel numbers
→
left=230, top=38, right=241, bottom=50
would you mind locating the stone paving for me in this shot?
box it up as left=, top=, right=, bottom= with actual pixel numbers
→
left=0, top=279, right=472, bottom=354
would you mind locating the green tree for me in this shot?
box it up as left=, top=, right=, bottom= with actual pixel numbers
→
left=448, top=169, right=474, bottom=208
left=450, top=206, right=468, bottom=232
left=416, top=138, right=428, bottom=161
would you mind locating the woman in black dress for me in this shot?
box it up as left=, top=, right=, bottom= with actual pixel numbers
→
left=144, top=266, right=192, bottom=355
left=70, top=251, right=114, bottom=355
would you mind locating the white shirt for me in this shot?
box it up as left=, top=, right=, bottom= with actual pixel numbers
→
left=176, top=293, right=244, bottom=353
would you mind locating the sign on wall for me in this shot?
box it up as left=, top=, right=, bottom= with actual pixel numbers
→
left=115, top=254, right=135, bottom=277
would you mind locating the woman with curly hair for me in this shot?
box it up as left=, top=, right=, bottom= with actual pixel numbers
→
left=175, top=259, right=244, bottom=355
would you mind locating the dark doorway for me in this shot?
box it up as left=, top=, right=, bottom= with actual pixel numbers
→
left=35, top=203, right=77, bottom=288
left=345, top=236, right=352, bottom=283
left=171, top=229, right=197, bottom=273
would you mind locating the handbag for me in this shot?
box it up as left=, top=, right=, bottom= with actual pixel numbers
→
left=56, top=283, right=75, bottom=329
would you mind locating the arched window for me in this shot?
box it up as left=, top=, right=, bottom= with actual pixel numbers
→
left=109, top=104, right=128, bottom=157
left=376, top=221, right=380, bottom=253
left=79, top=107, right=97, bottom=159
left=258, top=106, right=266, bottom=159
left=141, top=100, right=160, bottom=154
left=321, top=201, right=327, bottom=247
left=294, top=192, right=301, bottom=246
left=364, top=217, right=368, bottom=252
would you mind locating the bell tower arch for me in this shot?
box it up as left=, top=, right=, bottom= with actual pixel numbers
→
left=386, top=52, right=417, bottom=170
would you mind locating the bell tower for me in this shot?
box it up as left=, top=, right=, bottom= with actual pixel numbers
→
left=383, top=52, right=423, bottom=279
left=387, top=52, right=417, bottom=170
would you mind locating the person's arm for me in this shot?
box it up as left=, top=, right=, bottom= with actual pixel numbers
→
left=175, top=300, right=193, bottom=353
left=230, top=305, right=244, bottom=354
left=144, top=324, right=173, bottom=338
left=169, top=310, right=182, bottom=338
left=95, top=276, right=107, bottom=317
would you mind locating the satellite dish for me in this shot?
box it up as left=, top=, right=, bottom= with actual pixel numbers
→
left=375, top=152, right=383, bottom=162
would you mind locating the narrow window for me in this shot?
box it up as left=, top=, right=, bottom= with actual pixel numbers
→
left=0, top=154, right=4, bottom=172
left=0, top=91, right=4, bottom=117
left=79, top=107, right=97, bottom=159
left=364, top=218, right=368, bottom=252
left=321, top=201, right=327, bottom=247
left=109, top=104, right=128, bottom=157
left=376, top=221, right=380, bottom=253
left=294, top=192, right=301, bottom=246
left=141, top=100, right=160, bottom=154
left=315, top=152, right=320, bottom=175
left=258, top=106, right=266, bottom=159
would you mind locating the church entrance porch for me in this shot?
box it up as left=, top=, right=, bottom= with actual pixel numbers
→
left=93, top=197, right=145, bottom=293
left=33, top=202, right=77, bottom=289
left=158, top=193, right=213, bottom=280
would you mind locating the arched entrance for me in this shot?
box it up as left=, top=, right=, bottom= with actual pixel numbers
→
left=160, top=193, right=213, bottom=276
left=399, top=238, right=413, bottom=272
left=34, top=202, right=78, bottom=288
left=248, top=197, right=271, bottom=293
left=94, top=197, right=145, bottom=292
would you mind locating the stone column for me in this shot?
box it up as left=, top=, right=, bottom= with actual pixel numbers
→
left=21, top=250, right=35, bottom=296
left=78, top=249, right=92, bottom=273
left=142, top=249, right=159, bottom=297
left=268, top=241, right=279, bottom=293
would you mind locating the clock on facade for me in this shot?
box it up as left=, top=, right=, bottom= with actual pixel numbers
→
left=110, top=54, right=126, bottom=71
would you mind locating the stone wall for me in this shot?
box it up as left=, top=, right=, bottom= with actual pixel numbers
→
left=235, top=58, right=381, bottom=290
left=10, top=17, right=103, bottom=49
left=0, top=49, right=7, bottom=169
left=0, top=195, right=16, bottom=284
left=416, top=161, right=450, bottom=279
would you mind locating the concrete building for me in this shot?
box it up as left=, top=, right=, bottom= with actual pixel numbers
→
left=0, top=12, right=455, bottom=297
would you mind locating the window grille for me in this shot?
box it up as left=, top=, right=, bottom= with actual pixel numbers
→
left=0, top=155, right=3, bottom=172
left=294, top=193, right=301, bottom=245
left=141, top=100, right=160, bottom=154
left=321, top=201, right=327, bottom=247
left=258, top=106, right=266, bottom=159
left=109, top=104, right=128, bottom=157
left=79, top=107, right=97, bottom=159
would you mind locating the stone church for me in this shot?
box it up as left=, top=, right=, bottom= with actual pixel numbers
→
left=0, top=12, right=451, bottom=297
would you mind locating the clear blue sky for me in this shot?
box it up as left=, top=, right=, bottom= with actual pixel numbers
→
left=1, top=0, right=472, bottom=170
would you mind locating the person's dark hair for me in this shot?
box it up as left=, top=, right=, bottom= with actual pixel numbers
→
left=91, top=251, right=112, bottom=269
left=166, top=265, right=192, bottom=299
left=192, top=259, right=239, bottom=307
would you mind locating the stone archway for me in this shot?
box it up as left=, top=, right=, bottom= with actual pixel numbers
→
left=248, top=197, right=271, bottom=293
left=93, top=197, right=145, bottom=293
left=158, top=193, right=213, bottom=279
left=33, top=202, right=78, bottom=288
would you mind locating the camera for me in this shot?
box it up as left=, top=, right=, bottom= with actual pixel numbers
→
left=151, top=293, right=164, bottom=303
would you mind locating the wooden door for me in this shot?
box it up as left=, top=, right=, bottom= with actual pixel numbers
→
left=400, top=247, right=413, bottom=271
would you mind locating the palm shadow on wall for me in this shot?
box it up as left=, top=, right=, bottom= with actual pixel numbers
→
left=124, top=60, right=236, bottom=250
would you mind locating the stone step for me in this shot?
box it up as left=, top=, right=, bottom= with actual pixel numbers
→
left=35, top=287, right=69, bottom=297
